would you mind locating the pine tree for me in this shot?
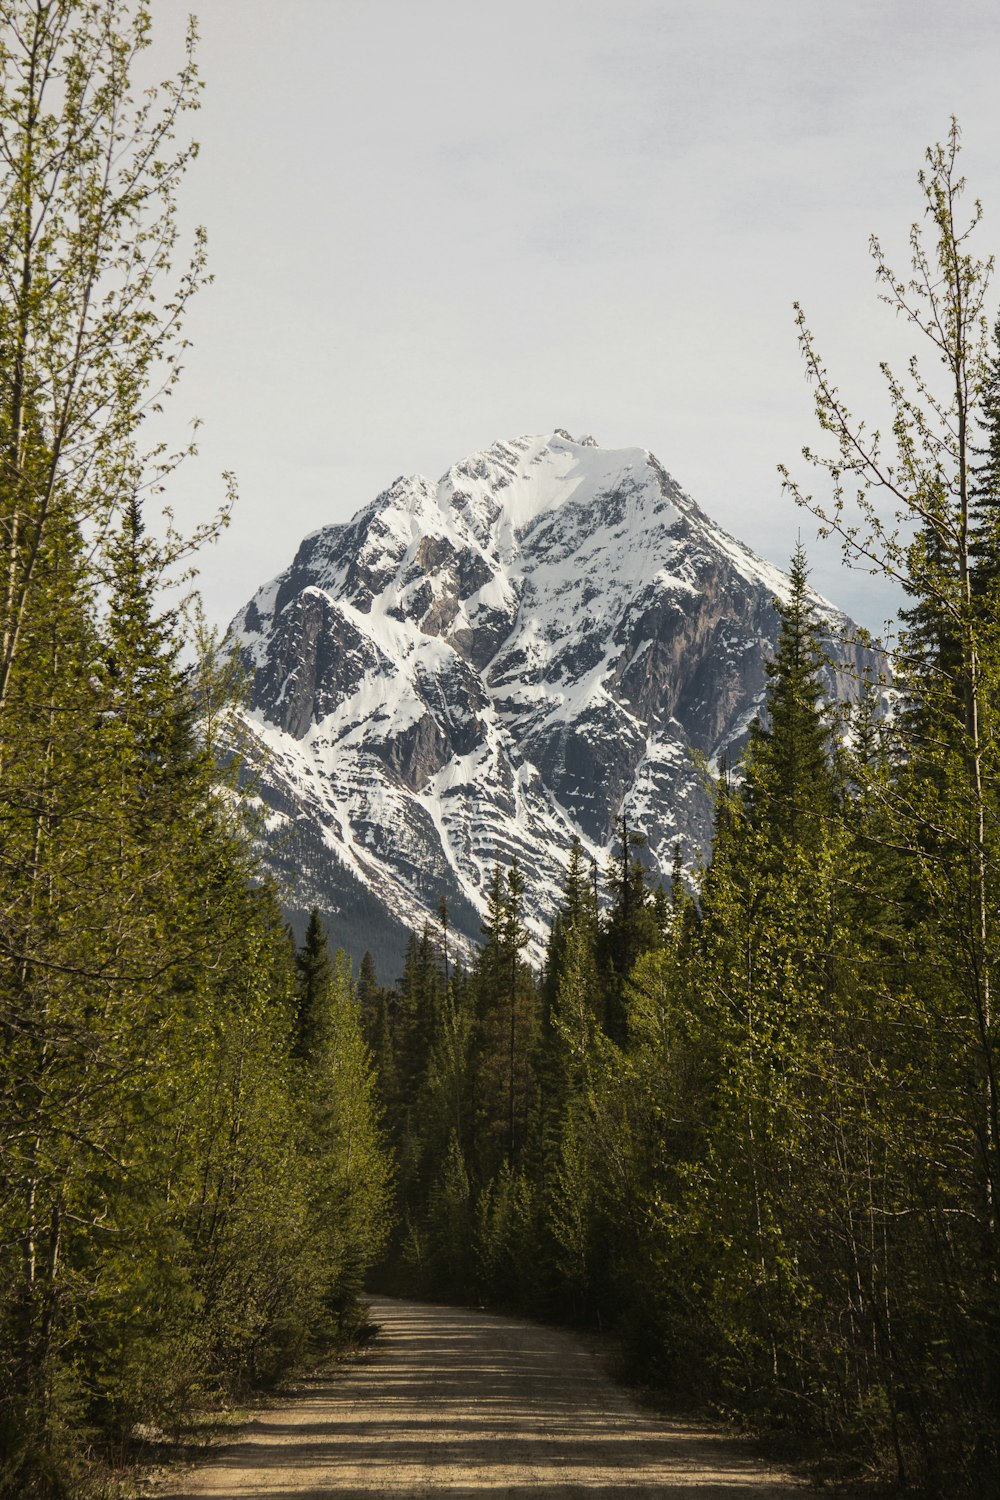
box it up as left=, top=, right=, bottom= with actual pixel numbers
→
left=971, top=311, right=1000, bottom=601
left=305, top=947, right=393, bottom=1327
left=742, top=542, right=838, bottom=848
left=644, top=538, right=854, bottom=1425
left=538, top=839, right=601, bottom=1130
left=542, top=837, right=594, bottom=1012
left=599, top=816, right=660, bottom=1042
left=295, top=908, right=333, bottom=1057
left=478, top=863, right=536, bottom=1165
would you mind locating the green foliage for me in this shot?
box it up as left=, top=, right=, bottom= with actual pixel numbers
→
left=295, top=907, right=333, bottom=1057
left=598, top=818, right=663, bottom=1041
left=742, top=542, right=841, bottom=844
left=375, top=219, right=1000, bottom=1483
left=0, top=7, right=394, bottom=1494
left=308, top=944, right=394, bottom=1316
left=473, top=862, right=538, bottom=1175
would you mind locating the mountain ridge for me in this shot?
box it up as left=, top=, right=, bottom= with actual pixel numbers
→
left=227, top=431, right=879, bottom=972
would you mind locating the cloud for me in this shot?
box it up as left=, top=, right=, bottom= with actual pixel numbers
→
left=148, top=0, right=1000, bottom=635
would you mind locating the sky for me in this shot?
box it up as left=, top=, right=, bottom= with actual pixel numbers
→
left=148, top=0, right=1000, bottom=634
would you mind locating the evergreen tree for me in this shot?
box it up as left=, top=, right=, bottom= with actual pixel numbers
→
left=784, top=121, right=1000, bottom=1490
left=599, top=816, right=661, bottom=1042
left=542, top=837, right=595, bottom=1013
left=0, top=8, right=394, bottom=1489
left=295, top=908, right=333, bottom=1057
left=971, top=311, right=1000, bottom=600
left=742, top=542, right=839, bottom=847
left=473, top=861, right=537, bottom=1174
left=530, top=840, right=603, bottom=1313
left=303, top=945, right=393, bottom=1326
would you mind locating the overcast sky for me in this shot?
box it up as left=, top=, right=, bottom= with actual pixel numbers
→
left=150, top=0, right=1000, bottom=634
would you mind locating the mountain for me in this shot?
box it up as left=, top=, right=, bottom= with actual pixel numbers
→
left=227, top=431, right=878, bottom=975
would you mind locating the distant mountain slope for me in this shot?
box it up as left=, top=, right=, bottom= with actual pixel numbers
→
left=227, top=431, right=878, bottom=973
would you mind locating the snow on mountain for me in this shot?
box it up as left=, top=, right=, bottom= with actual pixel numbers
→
left=227, top=431, right=878, bottom=974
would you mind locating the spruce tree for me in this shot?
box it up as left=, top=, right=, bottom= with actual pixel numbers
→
left=472, top=861, right=537, bottom=1177
left=538, top=838, right=601, bottom=1131
left=295, top=908, right=333, bottom=1058
left=971, top=311, right=1000, bottom=601
left=599, top=816, right=660, bottom=1042
left=740, top=543, right=839, bottom=848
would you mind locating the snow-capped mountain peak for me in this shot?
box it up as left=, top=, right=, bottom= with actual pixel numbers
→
left=228, top=432, right=876, bottom=972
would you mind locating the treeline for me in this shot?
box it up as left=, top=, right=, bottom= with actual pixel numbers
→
left=0, top=7, right=391, bottom=1496
left=371, top=136, right=1000, bottom=1498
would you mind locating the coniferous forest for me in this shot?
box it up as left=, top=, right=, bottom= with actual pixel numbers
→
left=366, top=133, right=1000, bottom=1497
left=0, top=6, right=393, bottom=1495
left=0, top=4, right=998, bottom=1499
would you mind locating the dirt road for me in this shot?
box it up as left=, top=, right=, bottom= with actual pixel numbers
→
left=162, top=1297, right=813, bottom=1497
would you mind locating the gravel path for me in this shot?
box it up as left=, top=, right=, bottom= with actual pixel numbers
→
left=162, top=1296, right=814, bottom=1497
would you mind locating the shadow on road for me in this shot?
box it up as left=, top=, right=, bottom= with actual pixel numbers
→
left=164, top=1299, right=809, bottom=1498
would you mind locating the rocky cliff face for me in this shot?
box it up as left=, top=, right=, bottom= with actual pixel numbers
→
left=228, top=431, right=878, bottom=972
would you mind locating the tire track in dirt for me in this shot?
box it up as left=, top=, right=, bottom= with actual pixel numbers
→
left=162, top=1296, right=815, bottom=1497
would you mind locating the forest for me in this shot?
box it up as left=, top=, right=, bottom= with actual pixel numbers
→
left=0, top=3, right=997, bottom=1499
left=0, top=5, right=394, bottom=1495
left=362, top=133, right=1000, bottom=1497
